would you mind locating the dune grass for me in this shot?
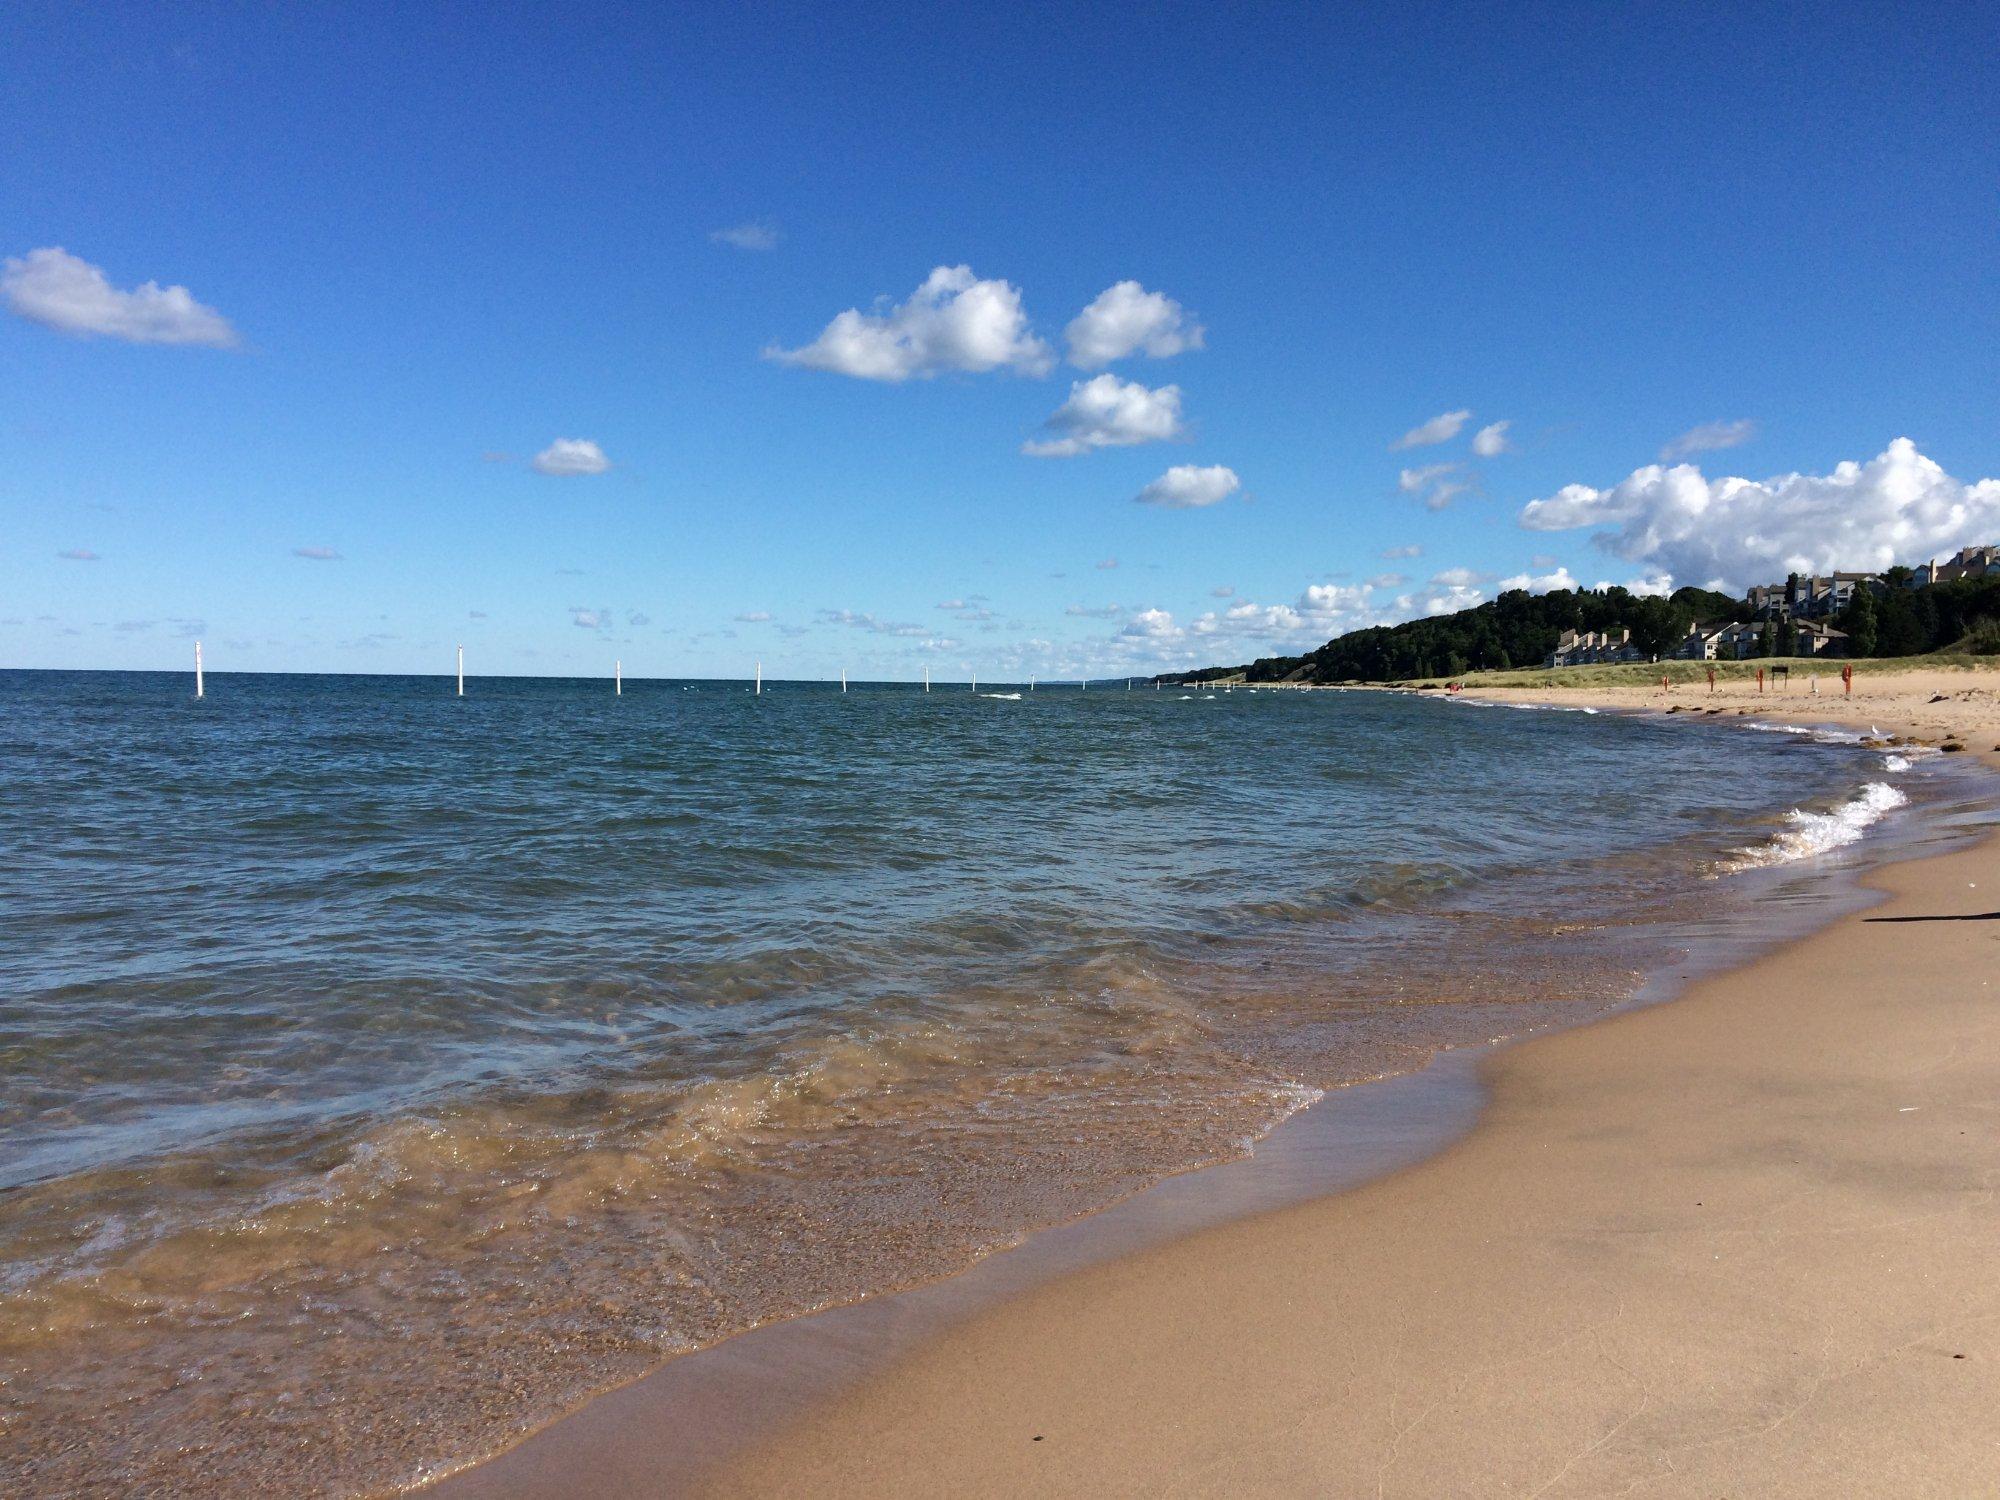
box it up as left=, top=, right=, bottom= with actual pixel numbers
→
left=1397, top=652, right=2000, bottom=691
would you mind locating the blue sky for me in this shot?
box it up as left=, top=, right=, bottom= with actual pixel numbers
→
left=5, top=1, right=1997, bottom=679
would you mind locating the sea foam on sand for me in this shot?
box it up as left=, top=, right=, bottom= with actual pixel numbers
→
left=1728, top=781, right=1909, bottom=869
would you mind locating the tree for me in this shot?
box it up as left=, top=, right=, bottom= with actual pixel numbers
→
left=1841, top=583, right=1879, bottom=657
left=1777, top=619, right=1797, bottom=657
left=1760, top=620, right=1777, bottom=657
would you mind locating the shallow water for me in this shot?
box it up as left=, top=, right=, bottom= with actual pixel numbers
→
left=0, top=672, right=1972, bottom=1494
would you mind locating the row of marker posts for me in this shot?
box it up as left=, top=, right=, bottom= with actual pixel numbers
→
left=192, top=642, right=1155, bottom=698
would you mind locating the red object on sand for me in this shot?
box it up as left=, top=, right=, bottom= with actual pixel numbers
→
left=1842, top=663, right=1853, bottom=697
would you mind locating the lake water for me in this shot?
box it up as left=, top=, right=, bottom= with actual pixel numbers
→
left=0, top=670, right=1964, bottom=1493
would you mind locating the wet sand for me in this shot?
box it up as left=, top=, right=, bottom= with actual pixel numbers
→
left=440, top=685, right=2000, bottom=1499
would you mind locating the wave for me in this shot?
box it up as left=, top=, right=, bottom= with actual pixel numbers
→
left=980, top=692, right=1023, bottom=700
left=1725, top=781, right=1908, bottom=869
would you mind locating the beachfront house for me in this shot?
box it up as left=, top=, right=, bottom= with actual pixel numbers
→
left=1914, top=544, right=2000, bottom=584
left=1746, top=572, right=1878, bottom=622
left=1545, top=627, right=1647, bottom=668
left=1791, top=621, right=1849, bottom=656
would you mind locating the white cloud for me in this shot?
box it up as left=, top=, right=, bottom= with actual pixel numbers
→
left=1120, top=607, right=1184, bottom=641
left=1023, top=374, right=1184, bottom=457
left=1065, top=603, right=1124, bottom=619
left=735, top=610, right=773, bottom=622
left=1064, top=281, right=1205, bottom=368
left=1495, top=565, right=1579, bottom=593
left=1427, top=565, right=1488, bottom=589
left=1096, top=556, right=1119, bottom=570
left=1660, top=419, right=1756, bottom=461
left=58, top=548, right=100, bottom=561
left=1471, top=420, right=1512, bottom=458
left=1381, top=543, right=1422, bottom=560
left=3, top=246, right=238, bottom=347
left=1519, top=439, right=2000, bottom=592
left=532, top=438, right=611, bottom=476
left=293, top=546, right=341, bottom=561
left=710, top=222, right=779, bottom=251
left=1135, top=463, right=1240, bottom=509
left=768, top=265, right=1052, bottom=381
left=571, top=608, right=605, bottom=629
left=1210, top=584, right=1235, bottom=597
left=1392, top=408, right=1472, bottom=450
left=1398, top=463, right=1470, bottom=511
left=819, top=608, right=929, bottom=637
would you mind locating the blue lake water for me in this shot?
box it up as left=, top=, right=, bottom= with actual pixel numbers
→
left=0, top=669, right=1962, bottom=1493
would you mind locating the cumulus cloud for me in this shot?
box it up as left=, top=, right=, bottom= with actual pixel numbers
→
left=1392, top=408, right=1472, bottom=450
left=1120, top=607, right=1184, bottom=641
left=1471, top=420, right=1512, bottom=458
left=293, top=546, right=341, bottom=561
left=1495, top=565, right=1579, bottom=593
left=1519, top=439, right=2000, bottom=592
left=1135, top=463, right=1240, bottom=509
left=768, top=265, right=1052, bottom=381
left=3, top=247, right=239, bottom=347
left=1023, top=374, right=1184, bottom=457
left=710, top=222, right=779, bottom=251
left=1064, top=281, right=1205, bottom=368
left=1398, top=463, right=1470, bottom=510
left=1381, top=543, right=1423, bottom=559
left=533, top=438, right=611, bottom=476
left=1660, top=419, right=1755, bottom=462
left=57, top=548, right=100, bottom=561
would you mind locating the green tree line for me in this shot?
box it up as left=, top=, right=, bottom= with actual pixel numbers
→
left=1173, top=572, right=2000, bottom=684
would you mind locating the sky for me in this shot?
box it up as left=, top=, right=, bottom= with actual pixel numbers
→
left=5, top=0, right=1998, bottom=681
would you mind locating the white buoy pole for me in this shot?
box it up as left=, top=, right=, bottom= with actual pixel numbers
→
left=924, top=666, right=930, bottom=693
left=756, top=660, right=762, bottom=696
left=841, top=668, right=847, bottom=693
left=615, top=659, right=622, bottom=696
left=457, top=645, right=464, bottom=697
left=971, top=670, right=977, bottom=693
left=194, top=640, right=204, bottom=700
left=1030, top=676, right=1035, bottom=692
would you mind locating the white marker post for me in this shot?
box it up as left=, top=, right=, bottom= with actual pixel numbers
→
left=1030, top=676, right=1035, bottom=692
left=194, top=641, right=204, bottom=700
left=924, top=666, right=930, bottom=693
left=841, top=668, right=847, bottom=693
left=615, top=660, right=622, bottom=696
left=457, top=645, right=464, bottom=697
left=756, top=661, right=762, bottom=696
left=971, top=671, right=977, bottom=693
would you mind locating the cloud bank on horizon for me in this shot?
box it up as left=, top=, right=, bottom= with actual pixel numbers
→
left=1519, top=438, right=2000, bottom=594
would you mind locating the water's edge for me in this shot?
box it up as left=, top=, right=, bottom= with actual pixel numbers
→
left=424, top=713, right=2000, bottom=1499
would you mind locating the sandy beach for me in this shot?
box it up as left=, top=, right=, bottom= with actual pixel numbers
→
left=432, top=665, right=2000, bottom=1499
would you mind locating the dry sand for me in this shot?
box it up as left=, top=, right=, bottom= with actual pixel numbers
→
left=444, top=669, right=2000, bottom=1499
left=1459, top=663, right=2000, bottom=752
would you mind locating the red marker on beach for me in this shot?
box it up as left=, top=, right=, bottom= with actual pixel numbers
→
left=1707, top=666, right=1715, bottom=693
left=1842, top=663, right=1854, bottom=698
left=1757, top=668, right=1765, bottom=694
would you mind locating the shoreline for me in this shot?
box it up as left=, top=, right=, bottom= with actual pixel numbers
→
left=429, top=677, right=2000, bottom=1498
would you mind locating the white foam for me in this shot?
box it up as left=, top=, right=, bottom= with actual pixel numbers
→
left=1727, top=781, right=1908, bottom=869
left=1739, top=721, right=1869, bottom=745
left=1883, top=754, right=1913, bottom=773
left=980, top=692, right=1023, bottom=700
